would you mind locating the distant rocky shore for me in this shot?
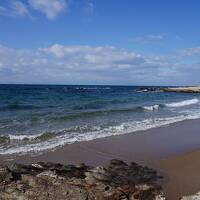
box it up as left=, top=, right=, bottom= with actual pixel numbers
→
left=0, top=159, right=166, bottom=200
left=137, top=86, right=200, bottom=93
left=161, top=86, right=200, bottom=93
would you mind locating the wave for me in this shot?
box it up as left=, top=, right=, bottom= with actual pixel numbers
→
left=0, top=136, right=10, bottom=144
left=7, top=99, right=194, bottom=124
left=72, top=98, right=200, bottom=115
left=0, top=131, right=59, bottom=143
left=0, top=133, right=44, bottom=144
left=0, top=104, right=42, bottom=111
left=141, top=98, right=200, bottom=111
left=165, top=98, right=199, bottom=108
left=8, top=133, right=43, bottom=140
left=75, top=87, right=111, bottom=90
left=1, top=111, right=200, bottom=155
left=73, top=99, right=128, bottom=110
left=56, top=103, right=173, bottom=121
left=0, top=126, right=95, bottom=143
left=54, top=107, right=149, bottom=121
left=142, top=105, right=160, bottom=111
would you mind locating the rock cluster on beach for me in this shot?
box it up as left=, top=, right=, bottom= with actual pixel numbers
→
left=0, top=159, right=165, bottom=200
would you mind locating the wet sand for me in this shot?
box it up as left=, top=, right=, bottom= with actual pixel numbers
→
left=159, top=149, right=200, bottom=199
left=1, top=118, right=200, bottom=199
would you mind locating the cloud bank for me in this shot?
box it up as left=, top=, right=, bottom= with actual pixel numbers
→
left=0, top=0, right=68, bottom=19
left=0, top=44, right=199, bottom=85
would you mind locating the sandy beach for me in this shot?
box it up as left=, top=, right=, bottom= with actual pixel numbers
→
left=1, top=118, right=200, bottom=199
left=160, top=149, right=200, bottom=199
left=1, top=0, right=200, bottom=199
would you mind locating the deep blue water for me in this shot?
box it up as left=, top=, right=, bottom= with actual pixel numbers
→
left=0, top=84, right=200, bottom=155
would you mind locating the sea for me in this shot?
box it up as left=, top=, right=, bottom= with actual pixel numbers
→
left=0, top=84, right=200, bottom=155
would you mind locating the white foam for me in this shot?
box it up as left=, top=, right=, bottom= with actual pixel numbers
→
left=165, top=98, right=199, bottom=108
left=143, top=105, right=160, bottom=111
left=76, top=87, right=111, bottom=90
left=8, top=133, right=42, bottom=140
left=1, top=112, right=200, bottom=155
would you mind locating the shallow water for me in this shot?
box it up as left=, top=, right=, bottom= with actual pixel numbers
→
left=0, top=84, right=200, bottom=155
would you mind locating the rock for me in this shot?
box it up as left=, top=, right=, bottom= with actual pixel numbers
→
left=86, top=159, right=160, bottom=187
left=11, top=163, right=44, bottom=175
left=0, top=159, right=165, bottom=200
left=37, top=170, right=58, bottom=178
left=161, top=86, right=200, bottom=93
left=180, top=192, right=200, bottom=200
left=137, top=87, right=159, bottom=93
left=0, top=166, right=12, bottom=182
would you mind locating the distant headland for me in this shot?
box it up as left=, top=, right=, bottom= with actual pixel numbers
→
left=161, top=86, right=200, bottom=93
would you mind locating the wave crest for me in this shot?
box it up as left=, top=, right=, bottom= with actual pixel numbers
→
left=142, top=105, right=160, bottom=111
left=165, top=98, right=199, bottom=108
left=1, top=112, right=200, bottom=155
left=142, top=98, right=200, bottom=111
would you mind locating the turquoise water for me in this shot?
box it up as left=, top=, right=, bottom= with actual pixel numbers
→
left=0, top=84, right=200, bottom=155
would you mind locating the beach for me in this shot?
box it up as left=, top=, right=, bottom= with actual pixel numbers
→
left=1, top=0, right=200, bottom=198
left=160, top=149, right=200, bottom=199
left=1, top=118, right=200, bottom=199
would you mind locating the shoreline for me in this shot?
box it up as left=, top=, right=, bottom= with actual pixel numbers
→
left=1, top=118, right=200, bottom=165
left=1, top=118, right=200, bottom=199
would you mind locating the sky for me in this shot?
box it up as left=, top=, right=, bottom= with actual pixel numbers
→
left=0, top=0, right=200, bottom=86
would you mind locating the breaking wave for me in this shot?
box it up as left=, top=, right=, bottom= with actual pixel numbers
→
left=1, top=111, right=200, bottom=155
left=142, top=98, right=199, bottom=111
left=142, top=105, right=160, bottom=111
left=165, top=98, right=199, bottom=108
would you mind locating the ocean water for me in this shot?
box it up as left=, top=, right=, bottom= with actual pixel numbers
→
left=0, top=84, right=200, bottom=155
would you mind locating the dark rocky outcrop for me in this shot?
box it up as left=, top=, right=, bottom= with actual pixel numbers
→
left=0, top=159, right=165, bottom=200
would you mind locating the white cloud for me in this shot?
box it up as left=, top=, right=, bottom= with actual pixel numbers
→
left=28, top=0, right=67, bottom=19
left=12, top=1, right=30, bottom=16
left=0, top=0, right=68, bottom=19
left=0, top=0, right=30, bottom=18
left=131, top=35, right=164, bottom=44
left=0, top=44, right=199, bottom=85
left=177, top=47, right=200, bottom=56
left=0, top=0, right=94, bottom=20
left=40, top=44, right=150, bottom=70
left=84, top=1, right=94, bottom=15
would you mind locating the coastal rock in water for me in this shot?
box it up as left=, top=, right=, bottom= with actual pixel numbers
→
left=137, top=87, right=159, bottom=92
left=0, top=159, right=165, bottom=200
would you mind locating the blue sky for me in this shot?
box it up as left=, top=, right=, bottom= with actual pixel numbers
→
left=0, top=0, right=200, bottom=85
